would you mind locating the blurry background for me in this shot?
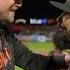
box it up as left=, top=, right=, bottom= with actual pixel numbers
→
left=11, top=0, right=66, bottom=70
left=15, top=0, right=65, bottom=19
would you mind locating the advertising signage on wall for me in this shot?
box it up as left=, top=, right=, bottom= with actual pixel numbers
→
left=30, top=18, right=48, bottom=24
left=15, top=18, right=56, bottom=25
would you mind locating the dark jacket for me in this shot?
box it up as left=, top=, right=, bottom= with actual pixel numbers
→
left=1, top=24, right=67, bottom=70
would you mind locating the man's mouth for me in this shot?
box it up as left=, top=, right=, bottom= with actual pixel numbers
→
left=9, top=4, right=18, bottom=12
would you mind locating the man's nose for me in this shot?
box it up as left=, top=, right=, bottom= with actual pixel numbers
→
left=14, top=0, right=22, bottom=7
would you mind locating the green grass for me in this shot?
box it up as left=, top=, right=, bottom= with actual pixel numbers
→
left=23, top=41, right=55, bottom=52
left=15, top=41, right=55, bottom=70
left=15, top=66, right=23, bottom=70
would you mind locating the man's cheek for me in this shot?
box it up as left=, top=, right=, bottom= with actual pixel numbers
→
left=63, top=20, right=70, bottom=27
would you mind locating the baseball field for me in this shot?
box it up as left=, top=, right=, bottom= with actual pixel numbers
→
left=15, top=41, right=55, bottom=70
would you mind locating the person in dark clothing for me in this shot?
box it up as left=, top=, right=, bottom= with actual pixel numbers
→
left=50, top=0, right=70, bottom=54
left=0, top=0, right=70, bottom=70
left=50, top=0, right=70, bottom=69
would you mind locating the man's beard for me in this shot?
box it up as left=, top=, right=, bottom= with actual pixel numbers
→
left=0, top=11, right=14, bottom=23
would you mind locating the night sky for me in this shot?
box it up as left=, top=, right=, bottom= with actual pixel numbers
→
left=15, top=0, right=65, bottom=19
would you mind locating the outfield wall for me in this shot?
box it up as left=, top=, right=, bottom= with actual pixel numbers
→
left=14, top=34, right=52, bottom=42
